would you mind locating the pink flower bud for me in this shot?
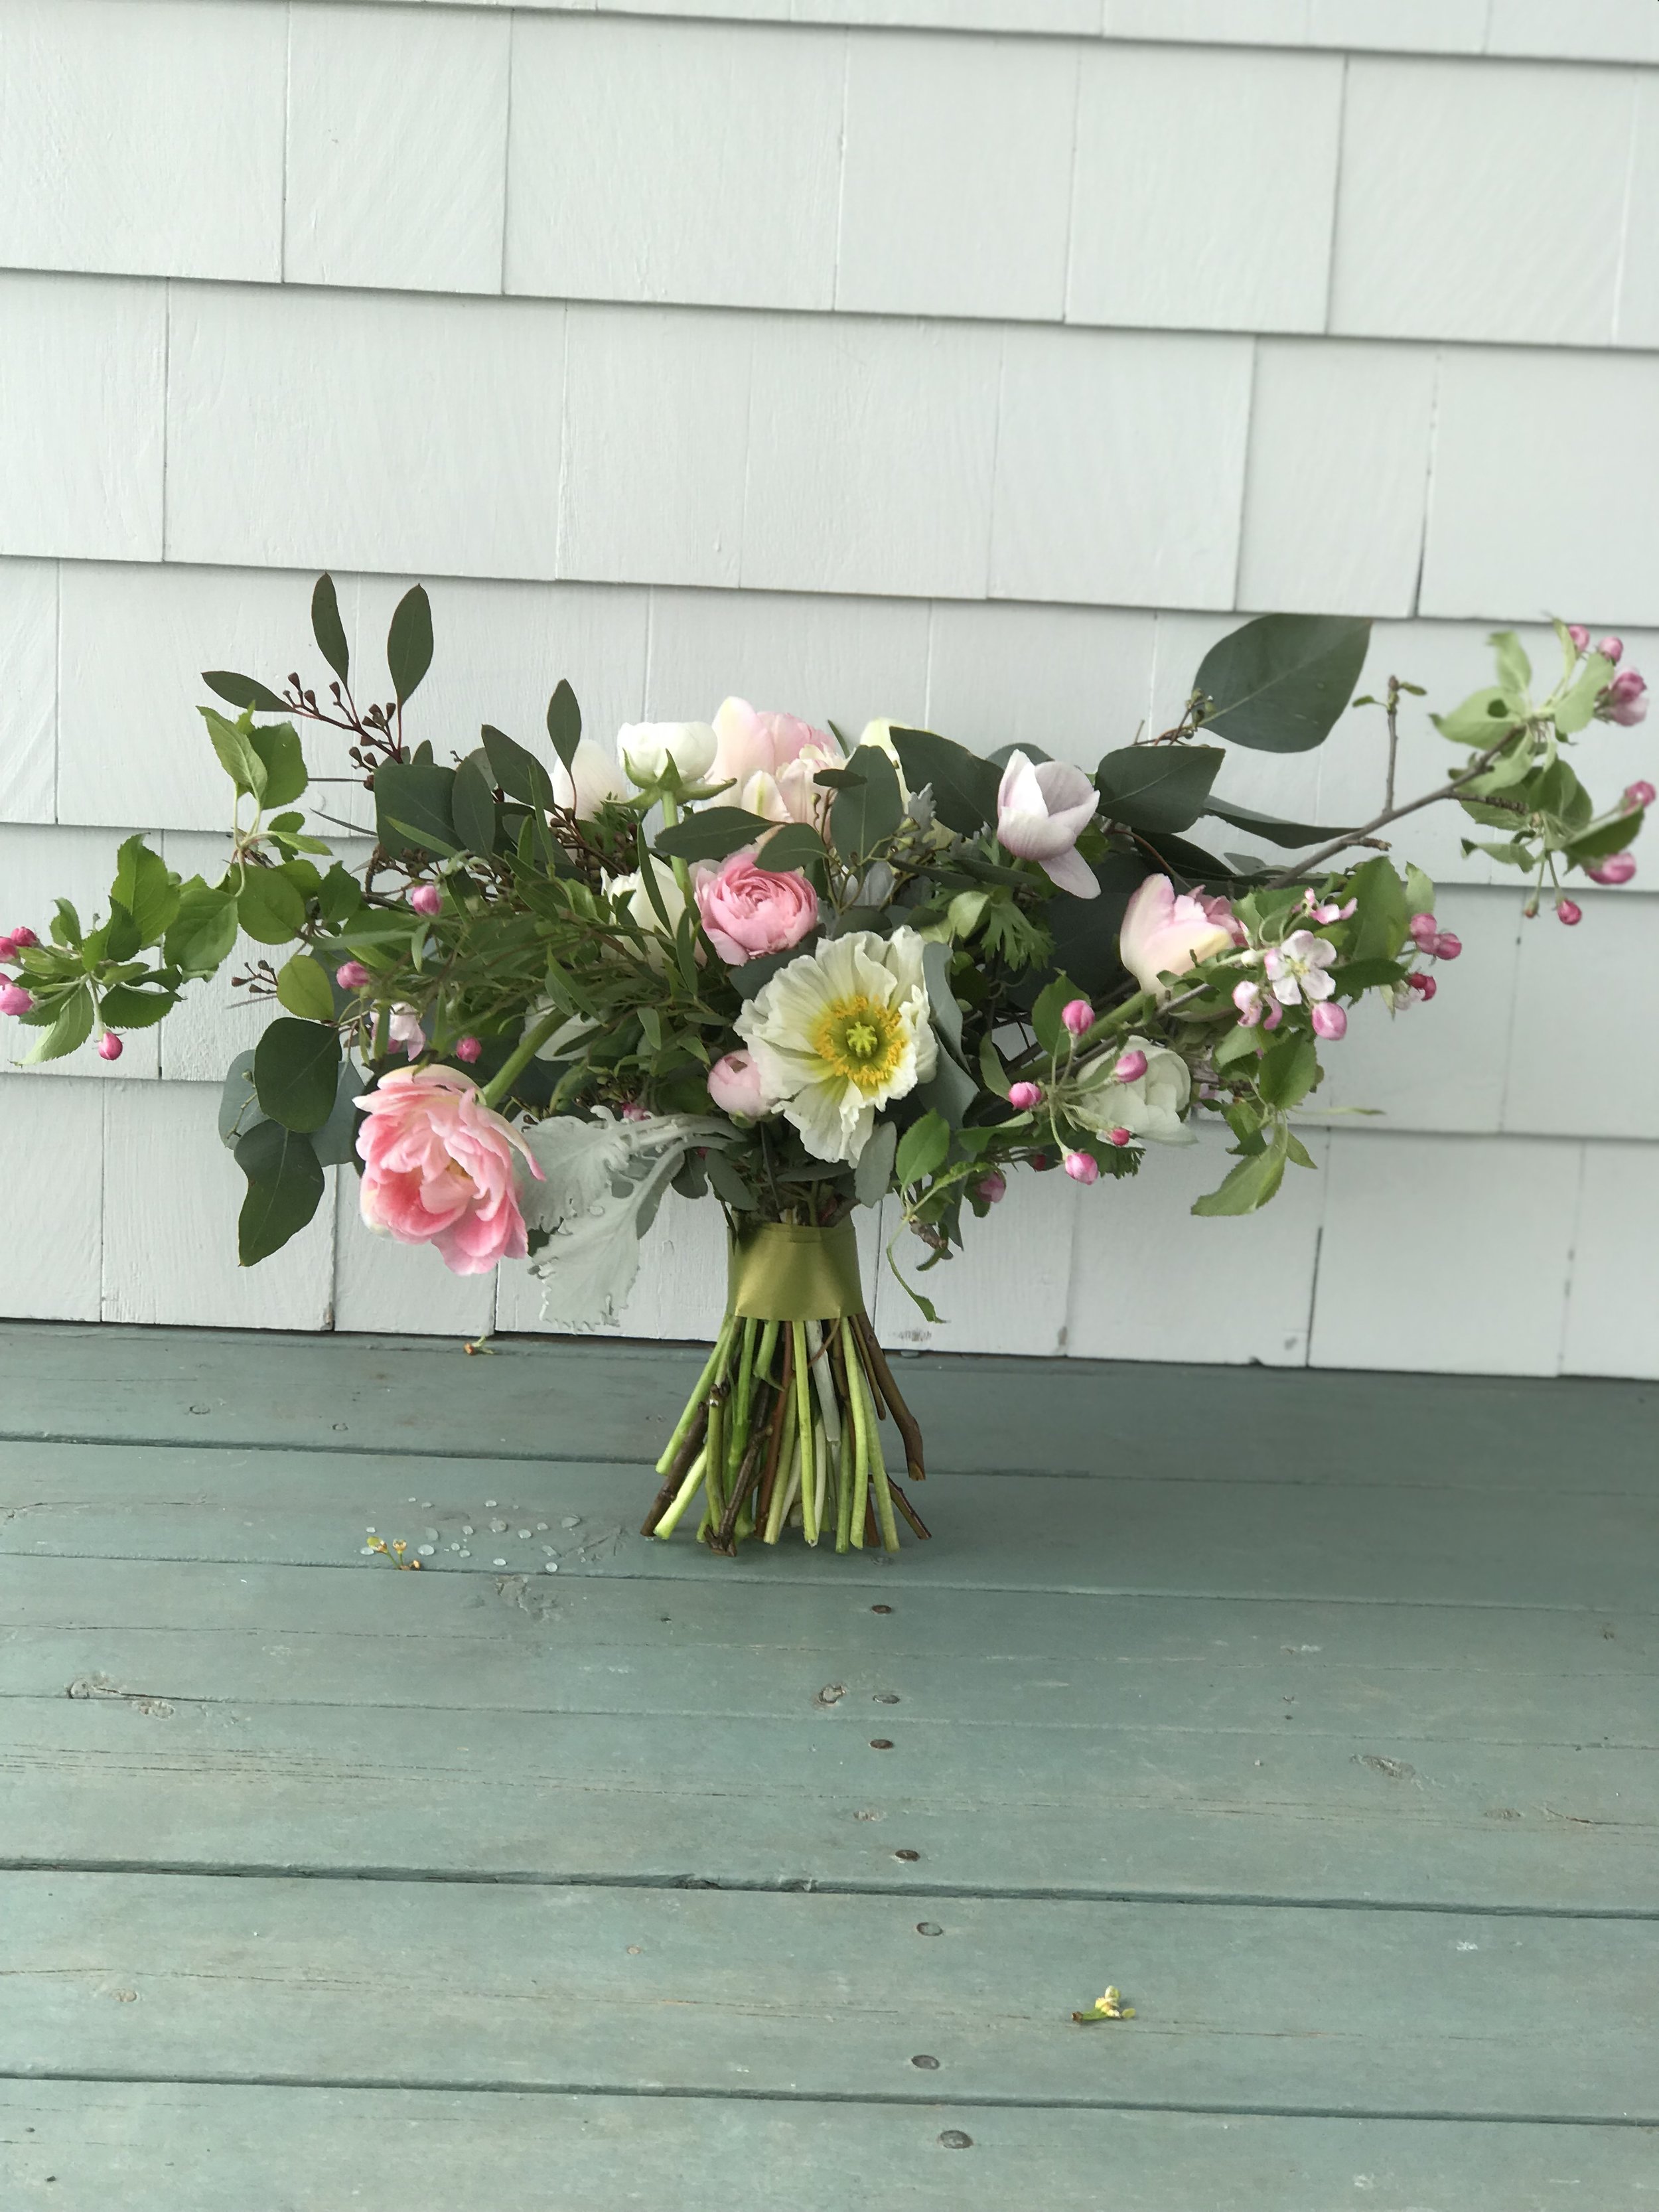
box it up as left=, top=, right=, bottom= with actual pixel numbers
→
left=1262, top=999, right=1283, bottom=1031
left=1107, top=1126, right=1133, bottom=1149
left=336, top=960, right=372, bottom=989
left=0, top=983, right=35, bottom=1015
left=1063, top=1149, right=1099, bottom=1184
left=455, top=1035, right=483, bottom=1063
left=1060, top=997, right=1095, bottom=1037
left=1623, top=781, right=1656, bottom=811
left=1031, top=1150, right=1053, bottom=1171
left=619, top=1101, right=652, bottom=1122
left=975, top=1170, right=1007, bottom=1205
left=0, top=936, right=16, bottom=964
left=409, top=885, right=443, bottom=917
left=1555, top=898, right=1582, bottom=927
left=1406, top=971, right=1437, bottom=999
left=1311, top=1001, right=1347, bottom=1040
left=1598, top=635, right=1624, bottom=665
left=1008, top=1080, right=1043, bottom=1110
left=1232, top=980, right=1264, bottom=1027
left=1599, top=668, right=1649, bottom=726
left=1113, top=1048, right=1148, bottom=1082
left=1433, top=932, right=1463, bottom=961
left=1567, top=625, right=1590, bottom=652
left=1586, top=851, right=1636, bottom=886
left=1407, top=913, right=1438, bottom=948
left=97, top=1031, right=123, bottom=1061
left=7, top=926, right=38, bottom=948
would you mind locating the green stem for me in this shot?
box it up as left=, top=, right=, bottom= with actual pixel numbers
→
left=839, top=1319, right=867, bottom=1554
left=654, top=1319, right=735, bottom=1476
left=791, top=1321, right=818, bottom=1546
left=478, top=1004, right=569, bottom=1108
left=653, top=1447, right=709, bottom=1540
left=867, top=1400, right=901, bottom=1556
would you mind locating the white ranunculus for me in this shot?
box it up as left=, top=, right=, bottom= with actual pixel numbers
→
left=1071, top=1033, right=1194, bottom=1145
left=552, top=737, right=629, bottom=817
left=735, top=927, right=938, bottom=1165
left=616, top=720, right=718, bottom=787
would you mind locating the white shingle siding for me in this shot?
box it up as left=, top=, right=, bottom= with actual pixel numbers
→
left=2, top=0, right=1655, bottom=1374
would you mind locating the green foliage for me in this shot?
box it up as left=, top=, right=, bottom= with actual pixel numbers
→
left=235, top=1120, right=325, bottom=1264
left=1202, top=796, right=1358, bottom=849
left=1194, top=615, right=1372, bottom=753
left=1094, top=745, right=1222, bottom=833
left=655, top=808, right=776, bottom=863
left=165, top=879, right=240, bottom=976
left=1344, top=855, right=1409, bottom=966
left=112, top=836, right=180, bottom=947
left=311, top=573, right=350, bottom=687
left=895, top=1110, right=951, bottom=1188
left=236, top=866, right=308, bottom=946
left=386, top=584, right=433, bottom=705
left=203, top=670, right=287, bottom=714
left=253, top=1018, right=342, bottom=1134
left=374, top=759, right=457, bottom=857
left=830, top=746, right=904, bottom=857
left=248, top=723, right=308, bottom=808
left=1431, top=686, right=1523, bottom=747
left=276, top=952, right=336, bottom=1021
left=450, top=753, right=498, bottom=856
left=1192, top=1123, right=1289, bottom=1216
left=890, top=727, right=1001, bottom=833
left=546, top=679, right=581, bottom=772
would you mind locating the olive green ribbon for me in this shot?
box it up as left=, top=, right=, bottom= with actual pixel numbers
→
left=727, top=1220, right=865, bottom=1323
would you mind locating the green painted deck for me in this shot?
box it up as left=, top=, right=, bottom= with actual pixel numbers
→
left=1, top=1325, right=1655, bottom=2209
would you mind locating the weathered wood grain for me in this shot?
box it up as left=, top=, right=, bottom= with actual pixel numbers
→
left=5, top=2081, right=1651, bottom=2212
left=7, top=1871, right=1656, bottom=2120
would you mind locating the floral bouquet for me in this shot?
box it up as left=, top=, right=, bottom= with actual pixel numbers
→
left=3, top=584, right=1646, bottom=1554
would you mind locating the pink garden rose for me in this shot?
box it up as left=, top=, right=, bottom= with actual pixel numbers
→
left=1119, top=874, right=1238, bottom=996
left=693, top=848, right=819, bottom=965
left=355, top=1067, right=542, bottom=1276
left=995, top=751, right=1098, bottom=898
left=706, top=1049, right=776, bottom=1119
left=710, top=698, right=841, bottom=828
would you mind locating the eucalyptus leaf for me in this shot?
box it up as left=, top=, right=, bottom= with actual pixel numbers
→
left=203, top=670, right=288, bottom=715
left=855, top=1118, right=898, bottom=1208
left=218, top=1050, right=264, bottom=1148
left=311, top=1056, right=366, bottom=1169
left=1194, top=614, right=1371, bottom=753
left=254, top=1018, right=342, bottom=1134
left=1095, top=745, right=1222, bottom=834
left=235, top=1120, right=326, bottom=1265
left=546, top=679, right=582, bottom=773
left=831, top=744, right=903, bottom=856
left=451, top=753, right=498, bottom=856
left=311, top=573, right=350, bottom=687
left=910, top=1053, right=977, bottom=1130
left=891, top=727, right=1001, bottom=834
left=920, top=939, right=964, bottom=1058
left=654, top=808, right=775, bottom=863
left=386, top=584, right=433, bottom=705
left=374, top=758, right=457, bottom=857
left=275, top=952, right=336, bottom=1022
left=1202, top=796, right=1358, bottom=849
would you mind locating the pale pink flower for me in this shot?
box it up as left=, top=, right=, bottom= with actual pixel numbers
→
left=1263, top=930, right=1338, bottom=1007
left=709, top=698, right=841, bottom=828
left=1303, top=890, right=1356, bottom=926
left=409, top=885, right=441, bottom=917
left=693, top=848, right=820, bottom=966
left=387, top=1004, right=426, bottom=1061
left=1567, top=625, right=1591, bottom=653
left=1311, top=1001, right=1347, bottom=1041
left=706, top=1049, right=775, bottom=1120
left=1597, top=667, right=1648, bottom=727
left=355, top=1067, right=541, bottom=1276
left=1120, top=875, right=1237, bottom=996
left=1198, top=891, right=1249, bottom=945
left=1233, top=979, right=1265, bottom=1027
left=995, top=752, right=1098, bottom=899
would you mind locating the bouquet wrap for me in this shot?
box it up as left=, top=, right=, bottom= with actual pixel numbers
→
left=727, top=1220, right=865, bottom=1323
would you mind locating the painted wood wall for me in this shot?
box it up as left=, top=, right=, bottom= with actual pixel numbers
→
left=2, top=0, right=1657, bottom=1378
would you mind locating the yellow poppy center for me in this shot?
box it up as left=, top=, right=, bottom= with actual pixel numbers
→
left=814, top=993, right=906, bottom=1096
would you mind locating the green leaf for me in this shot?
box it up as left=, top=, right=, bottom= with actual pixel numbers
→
left=546, top=679, right=581, bottom=773
left=275, top=952, right=336, bottom=1021
left=97, top=982, right=176, bottom=1028
left=451, top=753, right=498, bottom=856
left=218, top=1051, right=264, bottom=1148
left=977, top=1032, right=1011, bottom=1098
left=1461, top=839, right=1536, bottom=869
left=201, top=707, right=267, bottom=801
left=311, top=1057, right=366, bottom=1168
left=235, top=1120, right=326, bottom=1265
left=1565, top=814, right=1642, bottom=867
left=481, top=724, right=556, bottom=818
left=1192, top=1126, right=1289, bottom=1216
left=21, top=986, right=94, bottom=1063
left=163, top=879, right=240, bottom=976
left=1213, top=1019, right=1262, bottom=1070
left=311, top=574, right=350, bottom=688
left=1333, top=956, right=1408, bottom=991
left=1202, top=796, right=1358, bottom=849
left=1404, top=863, right=1435, bottom=917
left=890, top=727, right=1002, bottom=834
left=895, top=1109, right=950, bottom=1188
left=318, top=865, right=364, bottom=925
left=831, top=743, right=903, bottom=857
left=236, top=866, right=307, bottom=946
left=755, top=824, right=828, bottom=874
left=253, top=1017, right=342, bottom=1133
left=374, top=758, right=458, bottom=857
left=1031, top=974, right=1077, bottom=1057
left=855, top=1118, right=898, bottom=1208
left=386, top=583, right=433, bottom=705
left=1489, top=629, right=1532, bottom=696
left=911, top=1053, right=977, bottom=1129
left=1194, top=615, right=1372, bottom=753
left=920, top=939, right=964, bottom=1057
left=1345, top=853, right=1409, bottom=966
left=112, top=836, right=180, bottom=947
left=1431, top=686, right=1524, bottom=747
left=1256, top=1033, right=1319, bottom=1111
left=1095, top=745, right=1222, bottom=833
left=654, top=807, right=775, bottom=863
left=247, top=723, right=308, bottom=808
left=203, top=670, right=287, bottom=715
left=1553, top=652, right=1613, bottom=737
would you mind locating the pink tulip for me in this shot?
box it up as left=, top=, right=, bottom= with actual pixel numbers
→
left=995, top=752, right=1100, bottom=900
left=1586, top=852, right=1636, bottom=886
left=1556, top=898, right=1583, bottom=926
left=1060, top=997, right=1095, bottom=1037
left=0, top=983, right=35, bottom=1015
left=409, top=885, right=442, bottom=917
left=7, top=926, right=38, bottom=948
left=1408, top=912, right=1438, bottom=948
left=354, top=1067, right=541, bottom=1274
left=1311, top=1001, right=1347, bottom=1041
left=455, top=1035, right=483, bottom=1063
left=1107, top=1126, right=1133, bottom=1148
left=1114, top=1048, right=1148, bottom=1082
left=1119, top=875, right=1237, bottom=996
left=1433, top=932, right=1462, bottom=961
left=706, top=1049, right=775, bottom=1120
left=975, top=1170, right=1007, bottom=1205
left=693, top=848, right=819, bottom=966
left=1623, top=780, right=1656, bottom=811
left=1598, top=666, right=1648, bottom=726
left=1598, top=636, right=1624, bottom=665
left=1007, top=1080, right=1043, bottom=1111
left=336, top=960, right=372, bottom=989
left=1196, top=891, right=1248, bottom=945
left=709, top=698, right=840, bottom=829
left=97, top=1031, right=123, bottom=1061
left=1567, top=625, right=1590, bottom=652
left=1064, top=1150, right=1100, bottom=1183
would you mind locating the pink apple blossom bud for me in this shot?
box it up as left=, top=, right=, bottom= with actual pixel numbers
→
left=1622, top=780, right=1656, bottom=812
left=1407, top=913, right=1438, bottom=948
left=1586, top=851, right=1636, bottom=886
left=620, top=1101, right=652, bottom=1122
left=0, top=983, right=35, bottom=1015
left=1556, top=897, right=1583, bottom=926
left=1433, top=932, right=1463, bottom=961
left=1063, top=1149, right=1099, bottom=1184
left=336, top=960, right=372, bottom=989
left=1523, top=895, right=1540, bottom=920
left=1113, top=1049, right=1148, bottom=1082
left=1406, top=971, right=1437, bottom=999
left=0, top=936, right=16, bottom=963
left=1107, top=1127, right=1134, bottom=1149
left=1599, top=670, right=1649, bottom=726
left=97, top=1031, right=123, bottom=1061
left=1060, top=998, right=1095, bottom=1037
left=409, top=885, right=442, bottom=917
left=1598, top=636, right=1624, bottom=665
left=455, top=1035, right=483, bottom=1064
left=1232, top=980, right=1264, bottom=1027
left=1031, top=1151, right=1053, bottom=1171
left=1008, top=1080, right=1043, bottom=1111
left=8, top=926, right=38, bottom=948
left=1262, top=999, right=1283, bottom=1031
left=1567, top=625, right=1590, bottom=652
left=1311, top=1001, right=1347, bottom=1041
left=706, top=1050, right=774, bottom=1120
left=975, top=1170, right=1007, bottom=1205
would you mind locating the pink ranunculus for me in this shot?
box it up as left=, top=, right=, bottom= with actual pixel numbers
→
left=995, top=752, right=1099, bottom=899
left=706, top=1049, right=775, bottom=1120
left=693, top=848, right=820, bottom=966
left=354, top=1067, right=541, bottom=1276
left=710, top=698, right=841, bottom=828
left=1119, top=874, right=1238, bottom=997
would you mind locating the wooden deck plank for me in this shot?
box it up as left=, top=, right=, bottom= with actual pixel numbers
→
left=3, top=1320, right=1654, bottom=1492
left=6, top=1871, right=1656, bottom=2122
left=6, top=2081, right=1653, bottom=2212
